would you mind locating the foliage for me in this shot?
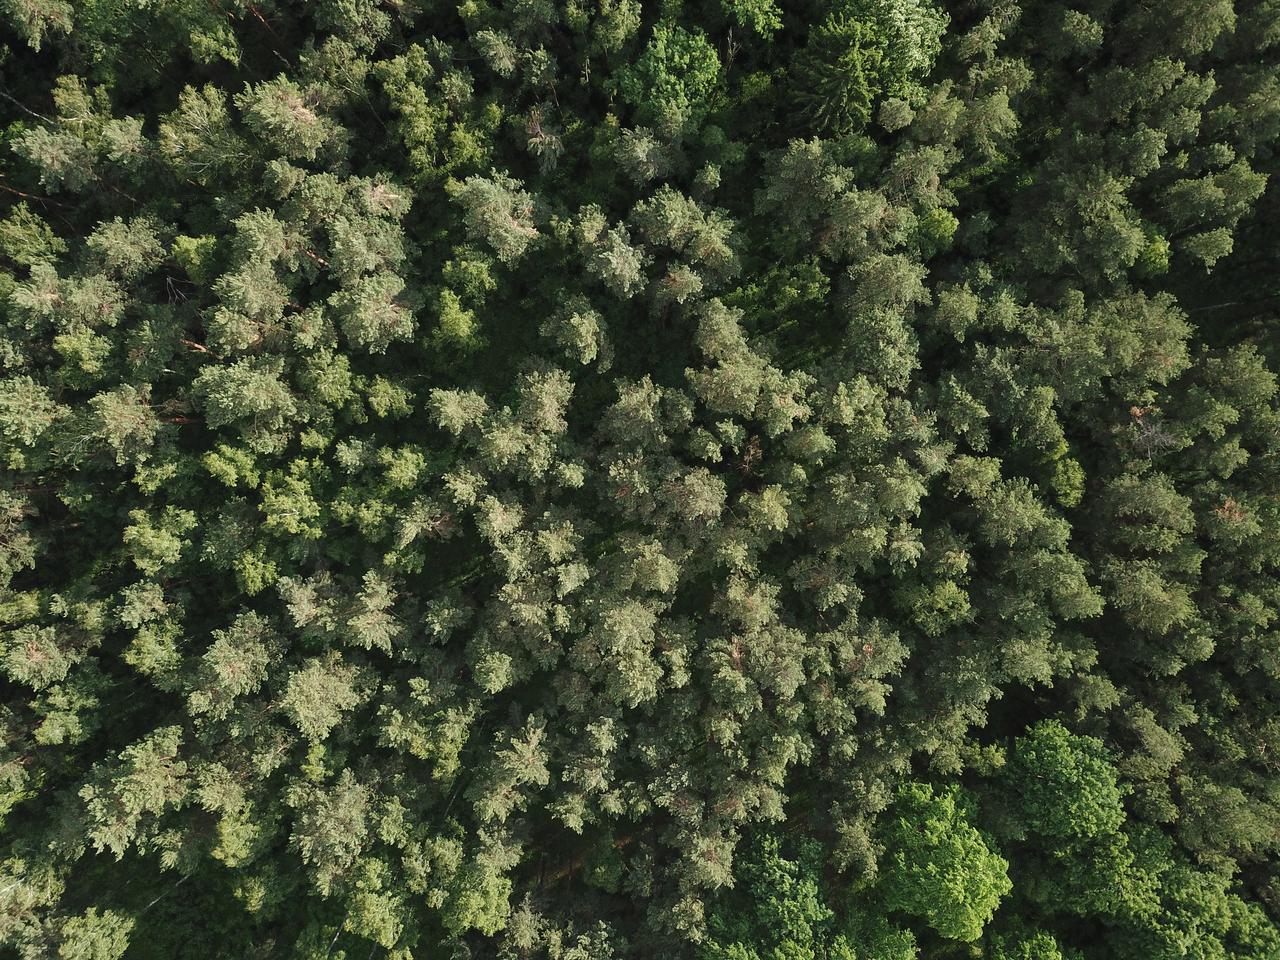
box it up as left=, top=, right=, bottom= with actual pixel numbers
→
left=0, top=0, right=1279, bottom=956
left=614, top=23, right=722, bottom=138
left=878, top=783, right=1011, bottom=942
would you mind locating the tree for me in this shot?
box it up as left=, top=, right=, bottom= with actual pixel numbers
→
left=1001, top=721, right=1126, bottom=846
left=450, top=172, right=539, bottom=264
left=701, top=835, right=839, bottom=960
left=289, top=770, right=371, bottom=895
left=1, top=0, right=73, bottom=51
left=792, top=14, right=890, bottom=136
left=792, top=0, right=947, bottom=136
left=79, top=727, right=189, bottom=859
left=329, top=270, right=415, bottom=352
left=191, top=359, right=298, bottom=453
left=57, top=908, right=134, bottom=960
left=281, top=653, right=365, bottom=742
left=235, top=77, right=345, bottom=162
left=615, top=24, right=721, bottom=139
left=877, top=782, right=1011, bottom=942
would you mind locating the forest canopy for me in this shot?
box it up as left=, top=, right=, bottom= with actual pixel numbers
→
left=1, top=0, right=1280, bottom=958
